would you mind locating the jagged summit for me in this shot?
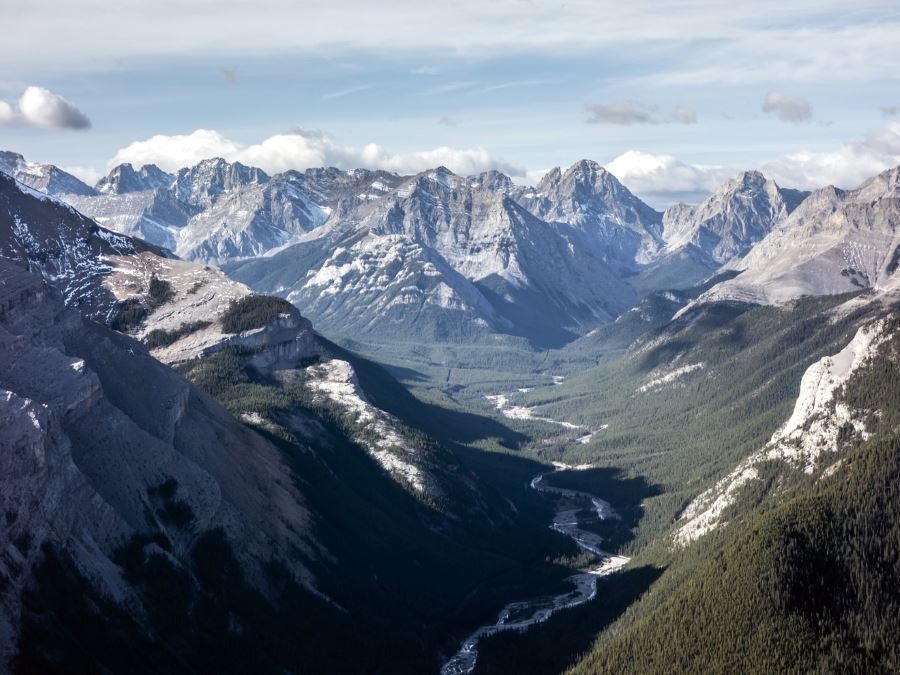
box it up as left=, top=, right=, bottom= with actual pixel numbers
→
left=173, top=157, right=270, bottom=207
left=661, top=169, right=807, bottom=267
left=0, top=150, right=96, bottom=197
left=686, top=163, right=900, bottom=307
left=516, top=159, right=664, bottom=266
left=96, top=162, right=174, bottom=195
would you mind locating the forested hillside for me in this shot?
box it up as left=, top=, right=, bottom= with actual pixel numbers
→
left=570, top=314, right=900, bottom=674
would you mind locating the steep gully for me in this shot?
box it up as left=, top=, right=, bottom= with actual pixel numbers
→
left=441, top=461, right=630, bottom=674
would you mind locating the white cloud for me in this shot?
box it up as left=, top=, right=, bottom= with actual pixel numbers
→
left=0, top=86, right=91, bottom=130
left=604, top=123, right=900, bottom=208
left=108, top=128, right=525, bottom=177
left=606, top=150, right=733, bottom=207
left=62, top=165, right=105, bottom=185
left=321, top=84, right=373, bottom=100
left=761, top=122, right=900, bottom=189
left=762, top=91, right=812, bottom=123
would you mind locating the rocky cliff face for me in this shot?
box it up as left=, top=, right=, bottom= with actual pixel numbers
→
left=0, top=172, right=169, bottom=321
left=690, top=165, right=900, bottom=308
left=515, top=159, right=665, bottom=267
left=229, top=164, right=639, bottom=345
left=673, top=319, right=885, bottom=545
left=661, top=170, right=807, bottom=266
left=0, top=151, right=96, bottom=197
left=0, top=257, right=316, bottom=667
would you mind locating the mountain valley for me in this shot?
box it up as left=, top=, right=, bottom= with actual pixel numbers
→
left=1, top=149, right=899, bottom=674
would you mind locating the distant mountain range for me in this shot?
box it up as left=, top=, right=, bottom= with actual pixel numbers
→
left=4, top=149, right=900, bottom=348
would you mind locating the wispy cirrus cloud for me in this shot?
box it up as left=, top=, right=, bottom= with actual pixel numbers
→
left=418, top=81, right=475, bottom=96
left=322, top=84, right=374, bottom=100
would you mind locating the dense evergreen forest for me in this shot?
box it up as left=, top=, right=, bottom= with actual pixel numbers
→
left=472, top=310, right=900, bottom=674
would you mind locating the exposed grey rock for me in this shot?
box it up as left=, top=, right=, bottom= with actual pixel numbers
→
left=661, top=170, right=807, bottom=266
left=96, top=163, right=174, bottom=195
left=514, top=159, right=664, bottom=267
left=0, top=258, right=314, bottom=666
left=0, top=151, right=96, bottom=197
left=0, top=172, right=167, bottom=320
left=688, top=165, right=900, bottom=308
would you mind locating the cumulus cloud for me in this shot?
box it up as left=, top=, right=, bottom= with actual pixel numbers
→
left=62, top=165, right=105, bottom=185
left=0, top=86, right=91, bottom=129
left=606, top=150, right=733, bottom=207
left=761, top=122, right=900, bottom=188
left=586, top=102, right=698, bottom=126
left=604, top=123, right=900, bottom=207
left=762, top=91, right=812, bottom=123
left=108, top=128, right=525, bottom=177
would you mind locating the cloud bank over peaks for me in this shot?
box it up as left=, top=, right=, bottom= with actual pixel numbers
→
left=109, top=128, right=525, bottom=177
left=606, top=151, right=733, bottom=206
left=0, top=86, right=91, bottom=130
left=607, top=122, right=900, bottom=207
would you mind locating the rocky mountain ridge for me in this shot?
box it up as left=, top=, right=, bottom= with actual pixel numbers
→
left=685, top=164, right=900, bottom=310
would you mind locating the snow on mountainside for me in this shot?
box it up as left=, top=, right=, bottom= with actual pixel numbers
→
left=661, top=170, right=807, bottom=266
left=286, top=232, right=503, bottom=340
left=0, top=172, right=167, bottom=319
left=19, top=147, right=894, bottom=346
left=674, top=319, right=886, bottom=545
left=59, top=157, right=407, bottom=264
left=515, top=159, right=664, bottom=267
left=0, top=151, right=96, bottom=197
left=1, top=162, right=452, bottom=508
left=174, top=175, right=330, bottom=261
left=173, top=157, right=269, bottom=207
left=65, top=188, right=197, bottom=252
left=299, top=358, right=440, bottom=496
left=228, top=163, right=639, bottom=343
left=96, top=162, right=174, bottom=194
left=688, top=165, right=900, bottom=309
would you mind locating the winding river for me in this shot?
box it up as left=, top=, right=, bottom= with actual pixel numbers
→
left=441, top=464, right=630, bottom=675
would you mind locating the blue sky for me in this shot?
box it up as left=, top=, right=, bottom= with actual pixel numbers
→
left=2, top=0, right=899, bottom=206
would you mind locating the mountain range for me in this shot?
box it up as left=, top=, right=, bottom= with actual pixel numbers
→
left=2, top=148, right=900, bottom=674
left=18, top=149, right=890, bottom=348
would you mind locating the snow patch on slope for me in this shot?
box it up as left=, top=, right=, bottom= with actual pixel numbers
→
left=303, top=359, right=435, bottom=495
left=638, top=362, right=704, bottom=393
